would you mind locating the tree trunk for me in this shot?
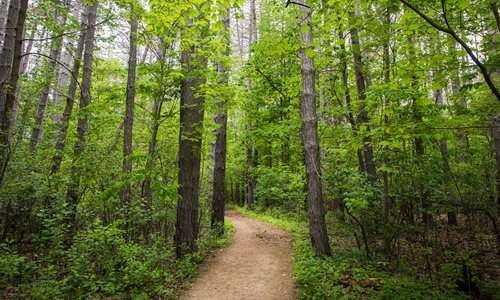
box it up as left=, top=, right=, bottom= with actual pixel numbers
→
left=296, top=0, right=331, bottom=257
left=52, top=0, right=79, bottom=128
left=65, top=0, right=98, bottom=241
left=120, top=10, right=138, bottom=213
left=30, top=2, right=66, bottom=151
left=348, top=10, right=377, bottom=185
left=211, top=6, right=230, bottom=234
left=246, top=0, right=257, bottom=209
left=175, top=12, right=207, bottom=259
left=0, top=0, right=28, bottom=186
left=11, top=26, right=35, bottom=131
left=50, top=5, right=88, bottom=175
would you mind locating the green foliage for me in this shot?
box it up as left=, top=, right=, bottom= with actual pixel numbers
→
left=253, top=164, right=305, bottom=211
left=66, top=220, right=172, bottom=297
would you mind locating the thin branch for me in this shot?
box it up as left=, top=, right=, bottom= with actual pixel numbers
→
left=21, top=52, right=82, bottom=95
left=22, top=15, right=113, bottom=43
left=399, top=0, right=500, bottom=102
left=286, top=1, right=310, bottom=9
left=253, top=67, right=288, bottom=100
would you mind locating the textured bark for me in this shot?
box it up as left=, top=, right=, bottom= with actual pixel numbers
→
left=65, top=1, right=98, bottom=240
left=175, top=14, right=207, bottom=258
left=0, top=0, right=20, bottom=156
left=348, top=10, right=377, bottom=185
left=211, top=6, right=230, bottom=233
left=120, top=11, right=138, bottom=210
left=50, top=5, right=88, bottom=174
left=297, top=0, right=331, bottom=257
left=0, top=0, right=27, bottom=185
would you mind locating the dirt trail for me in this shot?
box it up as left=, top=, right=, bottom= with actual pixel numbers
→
left=182, top=210, right=297, bottom=300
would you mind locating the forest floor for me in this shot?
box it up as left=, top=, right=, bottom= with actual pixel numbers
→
left=181, top=210, right=298, bottom=300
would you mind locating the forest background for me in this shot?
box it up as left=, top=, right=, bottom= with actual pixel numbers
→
left=0, top=0, right=499, bottom=298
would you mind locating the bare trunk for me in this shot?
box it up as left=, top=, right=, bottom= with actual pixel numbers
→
left=211, top=6, right=230, bottom=234
left=30, top=11, right=65, bottom=151
left=120, top=11, right=138, bottom=211
left=246, top=0, right=257, bottom=209
left=296, top=0, right=331, bottom=257
left=175, top=12, right=207, bottom=258
left=50, top=5, right=88, bottom=174
left=348, top=10, right=377, bottom=185
left=65, top=1, right=98, bottom=241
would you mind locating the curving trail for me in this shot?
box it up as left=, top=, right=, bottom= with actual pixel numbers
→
left=182, top=210, right=297, bottom=300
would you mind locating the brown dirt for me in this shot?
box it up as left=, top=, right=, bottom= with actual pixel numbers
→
left=181, top=210, right=298, bottom=300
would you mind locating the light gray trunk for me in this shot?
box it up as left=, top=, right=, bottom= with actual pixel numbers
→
left=50, top=4, right=88, bottom=174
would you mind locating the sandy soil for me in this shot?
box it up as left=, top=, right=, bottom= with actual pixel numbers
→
left=181, top=210, right=297, bottom=300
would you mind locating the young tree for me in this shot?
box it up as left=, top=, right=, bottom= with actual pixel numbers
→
left=120, top=6, right=139, bottom=212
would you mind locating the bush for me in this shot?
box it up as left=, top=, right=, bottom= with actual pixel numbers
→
left=67, top=220, right=173, bottom=298
left=253, top=164, right=305, bottom=211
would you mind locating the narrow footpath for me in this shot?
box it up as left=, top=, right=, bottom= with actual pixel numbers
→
left=182, top=210, right=297, bottom=300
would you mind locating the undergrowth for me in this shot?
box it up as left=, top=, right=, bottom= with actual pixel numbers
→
left=0, top=218, right=234, bottom=299
left=230, top=205, right=469, bottom=299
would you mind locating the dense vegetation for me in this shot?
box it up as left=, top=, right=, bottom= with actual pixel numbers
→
left=0, top=0, right=499, bottom=298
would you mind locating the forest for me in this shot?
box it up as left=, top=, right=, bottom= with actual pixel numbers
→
left=0, top=0, right=499, bottom=298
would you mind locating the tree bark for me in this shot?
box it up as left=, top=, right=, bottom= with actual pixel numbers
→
left=175, top=12, right=207, bottom=259
left=296, top=0, right=331, bottom=257
left=211, top=6, right=230, bottom=234
left=120, top=9, right=138, bottom=212
left=65, top=0, right=98, bottom=241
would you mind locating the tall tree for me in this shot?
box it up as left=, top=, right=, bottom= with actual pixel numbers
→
left=0, top=0, right=28, bottom=185
left=211, top=4, right=231, bottom=234
left=65, top=0, right=98, bottom=240
left=120, top=6, right=139, bottom=212
left=293, top=0, right=331, bottom=257
left=246, top=0, right=257, bottom=209
left=348, top=8, right=377, bottom=185
left=51, top=4, right=89, bottom=174
left=175, top=8, right=208, bottom=258
left=29, top=0, right=68, bottom=151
